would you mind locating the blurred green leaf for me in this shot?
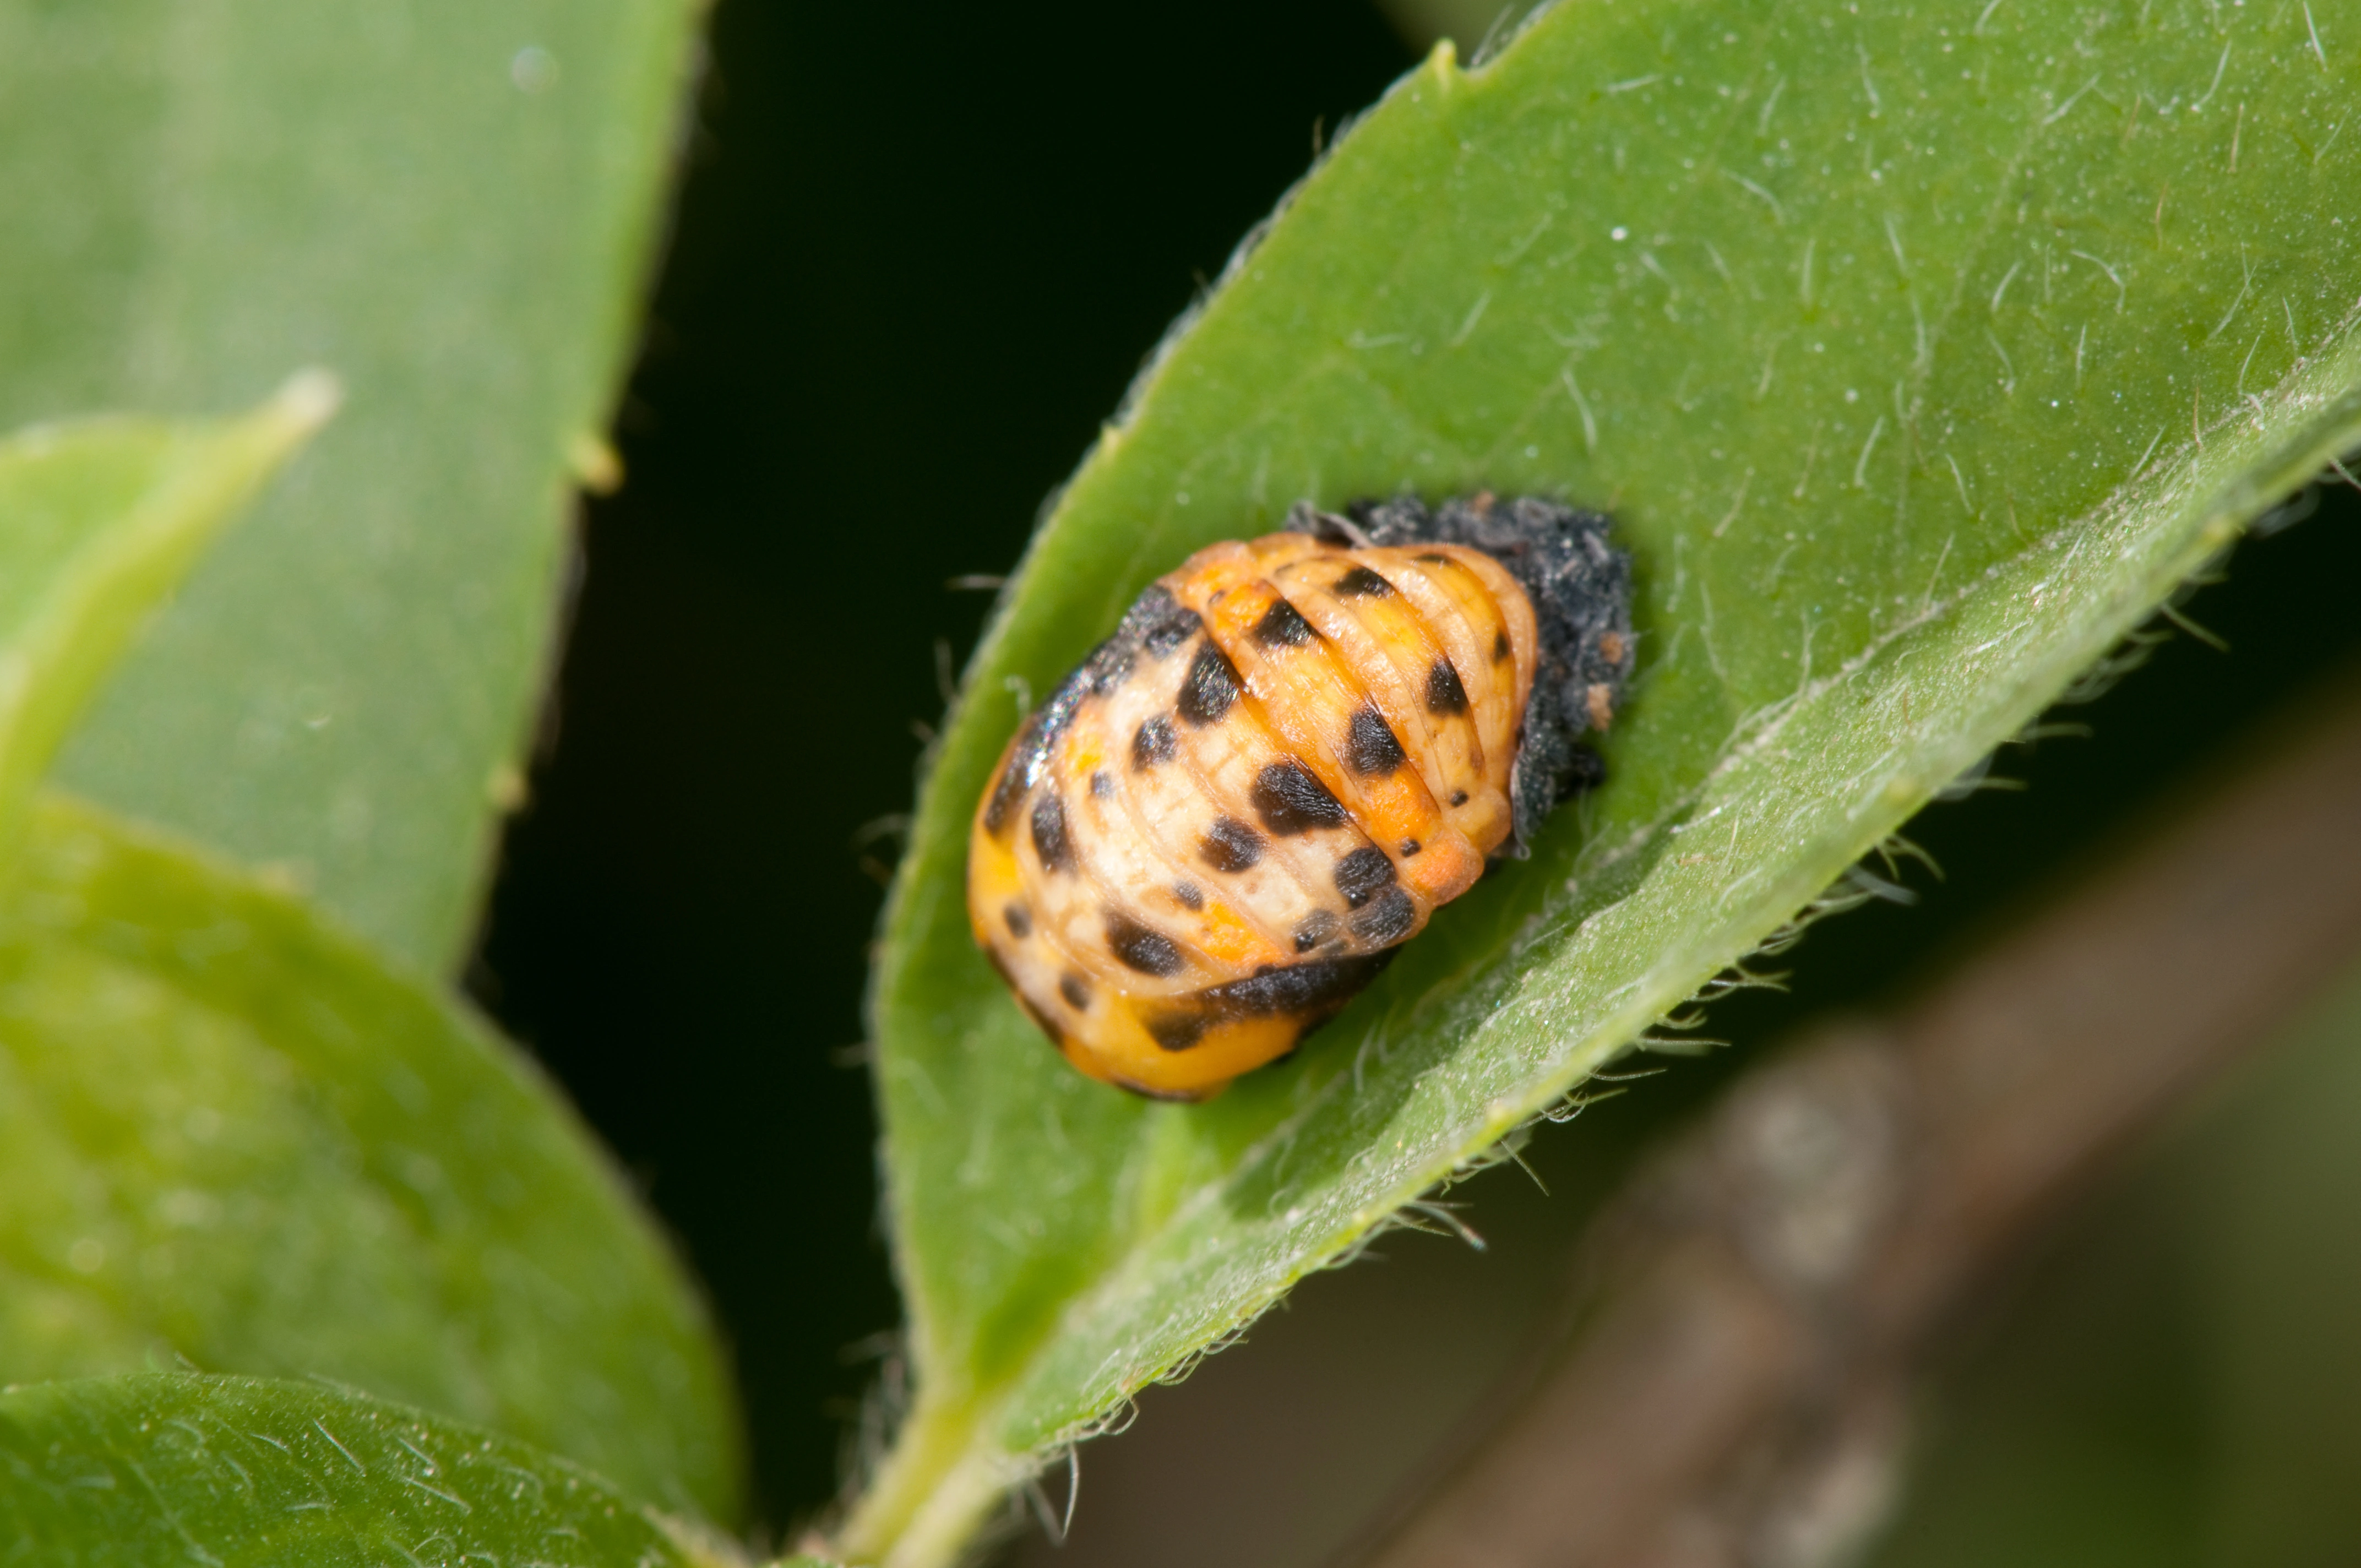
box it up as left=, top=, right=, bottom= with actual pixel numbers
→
left=0, top=378, right=334, bottom=879
left=1869, top=955, right=2361, bottom=1568
left=0, top=793, right=741, bottom=1522
left=852, top=3, right=2361, bottom=1560
left=2188, top=962, right=2361, bottom=1565
left=0, top=1374, right=742, bottom=1568
left=0, top=0, right=703, bottom=970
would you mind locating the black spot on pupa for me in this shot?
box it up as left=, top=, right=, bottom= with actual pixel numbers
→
left=1105, top=912, right=1184, bottom=977
left=1177, top=644, right=1243, bottom=726
left=1350, top=887, right=1418, bottom=945
left=1343, top=706, right=1407, bottom=776
left=1131, top=715, right=1176, bottom=770
left=1252, top=760, right=1348, bottom=835
left=1003, top=901, right=1032, bottom=939
left=1080, top=587, right=1188, bottom=698
left=981, top=775, right=1017, bottom=836
left=1450, top=790, right=1470, bottom=807
left=1253, top=598, right=1316, bottom=648
left=1190, top=948, right=1397, bottom=1020
left=1147, top=1011, right=1211, bottom=1051
left=1030, top=793, right=1072, bottom=874
left=1173, top=880, right=1204, bottom=910
left=1333, top=565, right=1394, bottom=599
left=1288, top=492, right=1633, bottom=854
left=1143, top=606, right=1203, bottom=657
left=980, top=717, right=1041, bottom=835
left=1090, top=770, right=1112, bottom=798
left=1415, top=552, right=1451, bottom=564
left=1333, top=846, right=1397, bottom=909
left=1019, top=677, right=1086, bottom=779
left=1426, top=658, right=1469, bottom=716
left=1201, top=816, right=1264, bottom=874
left=1292, top=910, right=1339, bottom=953
left=1058, top=972, right=1091, bottom=1011
left=1400, top=839, right=1421, bottom=857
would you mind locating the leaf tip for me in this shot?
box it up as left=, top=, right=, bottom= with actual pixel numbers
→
left=268, top=369, right=344, bottom=438
left=567, top=430, right=626, bottom=495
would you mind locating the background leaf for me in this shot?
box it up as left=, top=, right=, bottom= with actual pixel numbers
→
left=0, top=0, right=703, bottom=970
left=0, top=1373, right=737, bottom=1567
left=0, top=794, right=740, bottom=1522
left=1869, top=951, right=2361, bottom=1568
left=852, top=3, right=2361, bottom=1559
left=0, top=377, right=334, bottom=876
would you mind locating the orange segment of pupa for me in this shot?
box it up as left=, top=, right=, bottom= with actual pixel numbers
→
left=1173, top=569, right=1455, bottom=901
left=1016, top=749, right=1226, bottom=998
left=1079, top=995, right=1302, bottom=1098
left=1056, top=694, right=1255, bottom=989
left=967, top=526, right=1541, bottom=1100
left=1274, top=555, right=1488, bottom=905
left=1078, top=622, right=1301, bottom=971
left=1368, top=548, right=1517, bottom=838
left=1152, top=694, right=1363, bottom=961
left=1421, top=546, right=1538, bottom=745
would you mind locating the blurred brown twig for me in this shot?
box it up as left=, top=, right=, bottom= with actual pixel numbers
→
left=1348, top=667, right=2361, bottom=1568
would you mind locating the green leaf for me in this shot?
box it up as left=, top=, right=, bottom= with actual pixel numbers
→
left=852, top=3, right=2361, bottom=1560
left=0, top=794, right=741, bottom=1523
left=0, top=1374, right=742, bottom=1567
left=0, top=0, right=703, bottom=970
left=1870, top=950, right=2361, bottom=1567
left=0, top=378, right=335, bottom=881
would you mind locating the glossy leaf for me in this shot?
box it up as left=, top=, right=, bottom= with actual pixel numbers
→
left=0, top=1374, right=739, bottom=1567
left=0, top=378, right=334, bottom=878
left=0, top=0, right=703, bottom=969
left=851, top=3, right=2361, bottom=1561
left=0, top=794, right=741, bottom=1522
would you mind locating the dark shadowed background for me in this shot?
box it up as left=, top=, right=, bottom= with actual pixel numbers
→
left=465, top=0, right=2361, bottom=1553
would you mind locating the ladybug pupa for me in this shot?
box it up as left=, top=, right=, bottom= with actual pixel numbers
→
left=968, top=493, right=1634, bottom=1099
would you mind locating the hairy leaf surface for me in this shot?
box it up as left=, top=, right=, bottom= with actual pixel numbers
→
left=0, top=1374, right=739, bottom=1567
left=852, top=3, right=2361, bottom=1562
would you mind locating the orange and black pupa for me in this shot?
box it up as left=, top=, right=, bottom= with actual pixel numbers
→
left=968, top=494, right=1634, bottom=1099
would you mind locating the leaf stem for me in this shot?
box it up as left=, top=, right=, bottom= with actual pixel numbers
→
left=831, top=1391, right=1014, bottom=1568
